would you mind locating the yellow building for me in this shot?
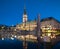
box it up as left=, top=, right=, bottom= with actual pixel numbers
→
left=16, top=21, right=37, bottom=31
left=40, top=17, right=60, bottom=33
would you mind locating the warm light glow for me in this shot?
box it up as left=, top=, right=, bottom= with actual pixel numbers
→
left=14, top=29, right=16, bottom=31
left=40, top=36, right=43, bottom=38
left=18, top=35, right=37, bottom=40
left=25, top=35, right=37, bottom=39
left=51, top=36, right=53, bottom=39
left=48, top=30, right=51, bottom=32
left=48, top=33, right=51, bottom=36
left=50, top=35, right=56, bottom=39
left=20, top=36, right=25, bottom=40
left=42, top=34, right=45, bottom=37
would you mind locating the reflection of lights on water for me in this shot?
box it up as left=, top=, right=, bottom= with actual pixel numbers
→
left=11, top=37, right=14, bottom=40
left=51, top=35, right=56, bottom=39
left=40, top=36, right=43, bottom=38
left=25, top=35, right=37, bottom=39
left=18, top=35, right=37, bottom=40
left=53, top=36, right=56, bottom=38
left=2, top=38, right=4, bottom=40
left=21, top=36, right=24, bottom=39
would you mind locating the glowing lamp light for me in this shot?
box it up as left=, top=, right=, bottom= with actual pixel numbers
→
left=14, top=35, right=17, bottom=38
left=14, top=29, right=16, bottom=31
left=47, top=28, right=50, bottom=30
left=48, top=33, right=51, bottom=36
left=2, top=38, right=4, bottom=40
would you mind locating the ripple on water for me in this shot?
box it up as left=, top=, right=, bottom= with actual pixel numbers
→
left=0, top=38, right=23, bottom=49
left=0, top=39, right=60, bottom=49
left=52, top=42, right=60, bottom=49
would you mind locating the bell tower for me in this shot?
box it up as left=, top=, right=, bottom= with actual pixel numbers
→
left=23, top=6, right=28, bottom=23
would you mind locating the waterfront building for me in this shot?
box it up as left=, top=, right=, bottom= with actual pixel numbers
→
left=16, top=7, right=60, bottom=36
left=41, top=17, right=60, bottom=35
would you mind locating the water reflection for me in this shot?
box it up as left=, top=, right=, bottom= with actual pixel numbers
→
left=0, top=38, right=60, bottom=49
left=52, top=42, right=60, bottom=49
left=0, top=38, right=23, bottom=49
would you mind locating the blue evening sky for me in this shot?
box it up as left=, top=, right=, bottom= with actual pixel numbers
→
left=0, top=0, right=60, bottom=26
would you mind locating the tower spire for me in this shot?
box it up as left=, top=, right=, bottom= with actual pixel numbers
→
left=24, top=5, right=26, bottom=15
left=23, top=0, right=28, bottom=23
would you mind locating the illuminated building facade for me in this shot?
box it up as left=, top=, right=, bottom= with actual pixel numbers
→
left=16, top=17, right=60, bottom=32
left=16, top=21, right=37, bottom=31
left=41, top=17, right=60, bottom=33
left=16, top=7, right=60, bottom=35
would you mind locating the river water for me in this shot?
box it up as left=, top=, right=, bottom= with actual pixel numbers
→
left=0, top=38, right=60, bottom=49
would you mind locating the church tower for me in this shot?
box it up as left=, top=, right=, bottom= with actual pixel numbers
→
left=23, top=6, right=28, bottom=23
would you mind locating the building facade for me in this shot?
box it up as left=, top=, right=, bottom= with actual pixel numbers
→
left=41, top=17, right=60, bottom=33
left=16, top=8, right=60, bottom=36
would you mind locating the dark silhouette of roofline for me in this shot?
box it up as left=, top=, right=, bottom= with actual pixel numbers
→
left=41, top=17, right=60, bottom=23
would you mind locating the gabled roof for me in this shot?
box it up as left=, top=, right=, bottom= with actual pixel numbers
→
left=41, top=17, right=60, bottom=23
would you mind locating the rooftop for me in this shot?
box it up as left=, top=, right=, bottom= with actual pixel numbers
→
left=41, top=17, right=60, bottom=23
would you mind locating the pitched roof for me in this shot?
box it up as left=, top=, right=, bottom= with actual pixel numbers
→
left=41, top=17, right=60, bottom=23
